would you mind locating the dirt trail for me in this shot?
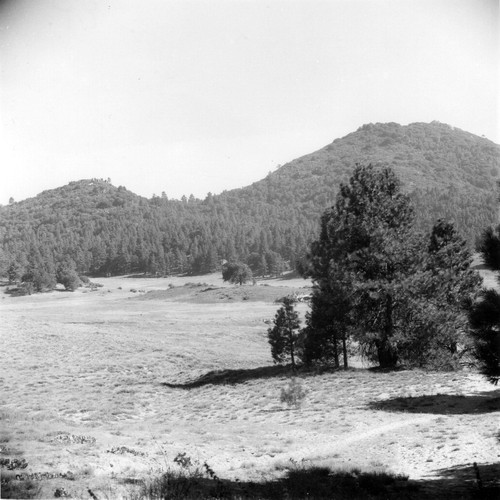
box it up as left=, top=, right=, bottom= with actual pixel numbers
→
left=241, top=415, right=437, bottom=475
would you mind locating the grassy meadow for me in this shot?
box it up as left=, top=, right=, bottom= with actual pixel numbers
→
left=0, top=272, right=499, bottom=499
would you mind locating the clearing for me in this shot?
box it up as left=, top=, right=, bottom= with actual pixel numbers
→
left=0, top=272, right=498, bottom=498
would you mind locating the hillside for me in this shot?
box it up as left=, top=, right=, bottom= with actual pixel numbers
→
left=0, top=121, right=498, bottom=279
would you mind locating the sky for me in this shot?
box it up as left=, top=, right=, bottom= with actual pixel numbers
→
left=0, top=0, right=498, bottom=204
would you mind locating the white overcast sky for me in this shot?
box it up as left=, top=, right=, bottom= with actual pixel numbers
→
left=0, top=0, right=498, bottom=203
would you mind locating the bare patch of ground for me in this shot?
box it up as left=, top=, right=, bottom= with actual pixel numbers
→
left=136, top=282, right=311, bottom=304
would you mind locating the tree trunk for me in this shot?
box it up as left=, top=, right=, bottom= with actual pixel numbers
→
left=376, top=339, right=398, bottom=368
left=342, top=332, right=348, bottom=369
left=333, top=331, right=339, bottom=368
left=377, top=293, right=398, bottom=368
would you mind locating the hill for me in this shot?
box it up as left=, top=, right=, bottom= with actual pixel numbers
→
left=0, top=121, right=498, bottom=279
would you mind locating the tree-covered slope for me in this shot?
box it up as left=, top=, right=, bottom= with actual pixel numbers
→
left=221, top=121, right=498, bottom=240
left=0, top=121, right=498, bottom=279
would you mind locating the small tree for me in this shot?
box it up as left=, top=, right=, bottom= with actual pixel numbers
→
left=22, top=268, right=56, bottom=292
left=222, top=262, right=253, bottom=285
left=303, top=262, right=352, bottom=368
left=57, top=269, right=81, bottom=291
left=56, top=258, right=81, bottom=291
left=469, top=288, right=500, bottom=385
left=476, top=225, right=500, bottom=270
left=268, top=296, right=301, bottom=370
left=7, top=262, right=22, bottom=284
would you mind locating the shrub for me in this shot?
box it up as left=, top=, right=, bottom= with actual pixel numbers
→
left=22, top=269, right=56, bottom=292
left=280, top=378, right=307, bottom=408
left=0, top=473, right=40, bottom=499
left=58, top=270, right=81, bottom=291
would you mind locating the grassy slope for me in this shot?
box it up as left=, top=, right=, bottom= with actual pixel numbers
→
left=1, top=273, right=499, bottom=498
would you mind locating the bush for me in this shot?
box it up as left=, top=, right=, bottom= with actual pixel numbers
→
left=280, top=378, right=307, bottom=408
left=22, top=268, right=56, bottom=292
left=138, top=453, right=229, bottom=500
left=0, top=473, right=40, bottom=499
left=58, top=270, right=81, bottom=291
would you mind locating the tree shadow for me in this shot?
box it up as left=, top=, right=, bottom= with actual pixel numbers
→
left=162, top=365, right=296, bottom=389
left=161, top=364, right=348, bottom=389
left=367, top=391, right=500, bottom=415
left=133, top=462, right=499, bottom=499
left=416, top=462, right=500, bottom=499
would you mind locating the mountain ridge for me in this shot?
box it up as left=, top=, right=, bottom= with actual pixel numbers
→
left=1, top=121, right=498, bottom=278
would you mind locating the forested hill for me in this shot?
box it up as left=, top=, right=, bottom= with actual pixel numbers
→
left=0, top=121, right=498, bottom=279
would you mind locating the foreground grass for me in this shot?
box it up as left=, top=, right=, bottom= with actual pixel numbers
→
left=1, top=274, right=499, bottom=498
left=136, top=466, right=417, bottom=500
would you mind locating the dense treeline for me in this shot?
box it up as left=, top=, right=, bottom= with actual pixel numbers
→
left=0, top=122, right=498, bottom=285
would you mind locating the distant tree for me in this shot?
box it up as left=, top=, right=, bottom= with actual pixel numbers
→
left=8, top=197, right=14, bottom=205
left=7, top=262, right=22, bottom=284
left=265, top=250, right=287, bottom=277
left=222, top=261, right=253, bottom=285
left=191, top=247, right=219, bottom=275
left=468, top=288, right=500, bottom=384
left=23, top=268, right=56, bottom=292
left=58, top=270, right=81, bottom=291
left=56, top=261, right=81, bottom=291
left=476, top=225, right=500, bottom=270
left=0, top=249, right=9, bottom=278
left=246, top=252, right=262, bottom=275
left=268, top=296, right=301, bottom=370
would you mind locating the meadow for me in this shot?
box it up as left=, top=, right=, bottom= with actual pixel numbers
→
left=0, top=273, right=498, bottom=499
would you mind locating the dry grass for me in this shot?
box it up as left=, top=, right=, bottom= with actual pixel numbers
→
left=0, top=272, right=499, bottom=498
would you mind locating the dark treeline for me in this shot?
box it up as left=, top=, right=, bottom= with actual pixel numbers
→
left=0, top=122, right=498, bottom=284
left=0, top=179, right=307, bottom=281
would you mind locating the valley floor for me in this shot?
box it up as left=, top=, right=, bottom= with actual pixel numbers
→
left=0, top=273, right=498, bottom=498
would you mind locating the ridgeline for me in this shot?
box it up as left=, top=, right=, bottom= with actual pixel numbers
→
left=1, top=121, right=498, bottom=278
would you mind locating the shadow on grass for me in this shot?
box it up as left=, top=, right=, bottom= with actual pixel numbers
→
left=162, top=365, right=296, bottom=389
left=132, top=462, right=499, bottom=499
left=367, top=391, right=500, bottom=415
left=136, top=467, right=416, bottom=500
left=418, top=462, right=500, bottom=499
left=161, top=364, right=350, bottom=389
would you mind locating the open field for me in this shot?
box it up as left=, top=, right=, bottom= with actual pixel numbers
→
left=0, top=272, right=499, bottom=498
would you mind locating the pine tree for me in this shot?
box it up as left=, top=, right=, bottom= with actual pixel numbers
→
left=469, top=288, right=500, bottom=384
left=476, top=225, right=500, bottom=270
left=303, top=262, right=352, bottom=368
left=304, top=165, right=482, bottom=369
left=268, top=296, right=301, bottom=370
left=305, top=164, right=415, bottom=368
